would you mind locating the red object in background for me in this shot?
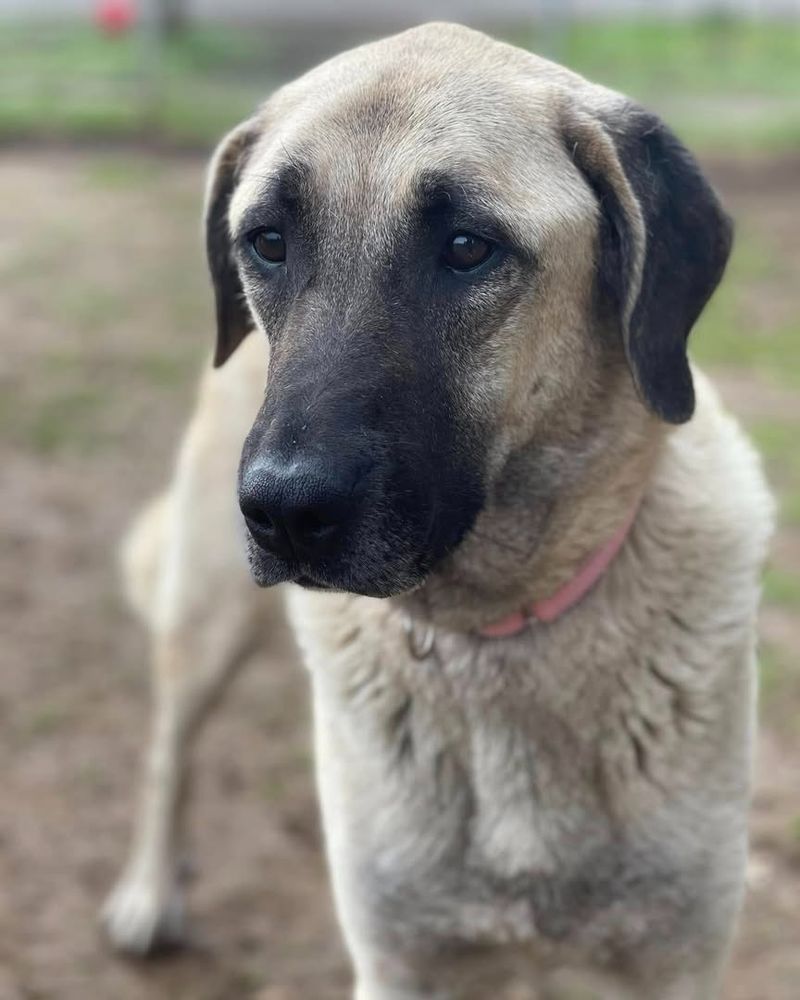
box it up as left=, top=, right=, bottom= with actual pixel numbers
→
left=95, top=0, right=136, bottom=35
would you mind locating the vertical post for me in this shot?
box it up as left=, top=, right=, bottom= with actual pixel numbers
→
left=138, top=0, right=165, bottom=134
left=158, top=0, right=187, bottom=37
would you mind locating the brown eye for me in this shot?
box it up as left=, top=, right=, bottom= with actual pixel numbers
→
left=251, top=229, right=286, bottom=265
left=442, top=232, right=493, bottom=272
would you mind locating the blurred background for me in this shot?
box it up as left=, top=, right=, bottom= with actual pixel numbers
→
left=1, top=2, right=798, bottom=998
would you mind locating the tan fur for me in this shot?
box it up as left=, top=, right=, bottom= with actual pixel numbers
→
left=103, top=337, right=279, bottom=949
left=102, top=24, right=774, bottom=999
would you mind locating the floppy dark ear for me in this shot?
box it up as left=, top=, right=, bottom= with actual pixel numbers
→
left=204, top=118, right=259, bottom=367
left=564, top=103, right=733, bottom=423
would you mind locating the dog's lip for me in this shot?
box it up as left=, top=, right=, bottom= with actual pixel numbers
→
left=293, top=568, right=409, bottom=599
left=294, top=573, right=334, bottom=590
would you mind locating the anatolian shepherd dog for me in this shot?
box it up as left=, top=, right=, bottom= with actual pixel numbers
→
left=101, top=23, right=774, bottom=1000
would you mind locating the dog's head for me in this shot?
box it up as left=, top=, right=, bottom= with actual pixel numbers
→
left=206, top=23, right=732, bottom=600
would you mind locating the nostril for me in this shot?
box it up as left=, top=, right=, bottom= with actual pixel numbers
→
left=240, top=492, right=281, bottom=542
left=243, top=504, right=275, bottom=533
left=239, top=459, right=366, bottom=560
left=293, top=507, right=337, bottom=541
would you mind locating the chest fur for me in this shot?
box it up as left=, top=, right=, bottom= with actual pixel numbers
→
left=295, top=586, right=753, bottom=954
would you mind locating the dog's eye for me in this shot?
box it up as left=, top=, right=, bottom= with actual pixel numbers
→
left=250, top=229, right=286, bottom=265
left=442, top=232, right=493, bottom=272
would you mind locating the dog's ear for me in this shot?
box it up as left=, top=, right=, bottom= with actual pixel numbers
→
left=205, top=118, right=260, bottom=367
left=563, top=102, right=733, bottom=423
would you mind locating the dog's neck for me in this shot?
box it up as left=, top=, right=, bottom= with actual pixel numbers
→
left=400, top=423, right=665, bottom=634
left=477, top=497, right=641, bottom=637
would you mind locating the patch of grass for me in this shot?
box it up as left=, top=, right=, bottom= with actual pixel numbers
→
left=260, top=774, right=288, bottom=803
left=83, top=155, right=166, bottom=189
left=76, top=761, right=114, bottom=793
left=0, top=22, right=270, bottom=145
left=521, top=17, right=800, bottom=100
left=38, top=348, right=200, bottom=393
left=26, top=386, right=112, bottom=456
left=662, top=117, right=800, bottom=156
left=57, top=286, right=131, bottom=336
left=672, top=115, right=800, bottom=157
left=694, top=321, right=800, bottom=384
left=1, top=217, right=92, bottom=281
left=780, top=492, right=800, bottom=528
left=748, top=420, right=800, bottom=528
left=759, top=642, right=790, bottom=702
left=20, top=702, right=73, bottom=739
left=764, top=567, right=800, bottom=609
left=0, top=94, right=146, bottom=140
left=154, top=85, right=261, bottom=144
left=750, top=420, right=800, bottom=466
left=132, top=352, right=197, bottom=387
left=691, top=230, right=800, bottom=386
left=759, top=640, right=800, bottom=740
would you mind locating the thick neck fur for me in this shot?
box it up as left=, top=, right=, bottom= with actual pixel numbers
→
left=400, top=390, right=666, bottom=634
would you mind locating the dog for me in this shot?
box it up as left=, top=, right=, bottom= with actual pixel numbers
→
left=101, top=23, right=774, bottom=999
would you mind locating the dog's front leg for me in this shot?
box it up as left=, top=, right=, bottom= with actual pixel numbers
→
left=355, top=983, right=449, bottom=1000
left=352, top=952, right=452, bottom=1000
left=102, top=601, right=263, bottom=954
left=103, top=345, right=271, bottom=954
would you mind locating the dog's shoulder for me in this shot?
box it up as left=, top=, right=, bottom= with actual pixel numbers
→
left=650, top=365, right=774, bottom=610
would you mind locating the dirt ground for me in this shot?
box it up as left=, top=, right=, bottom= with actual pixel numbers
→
left=0, top=148, right=798, bottom=1000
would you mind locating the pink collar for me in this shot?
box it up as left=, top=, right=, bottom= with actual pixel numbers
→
left=479, top=502, right=640, bottom=638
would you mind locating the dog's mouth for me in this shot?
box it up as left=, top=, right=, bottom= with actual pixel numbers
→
left=294, top=573, right=336, bottom=591
left=241, top=467, right=485, bottom=600
left=243, top=526, right=435, bottom=600
left=289, top=562, right=422, bottom=599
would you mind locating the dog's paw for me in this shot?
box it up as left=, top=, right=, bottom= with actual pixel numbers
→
left=101, top=873, right=186, bottom=956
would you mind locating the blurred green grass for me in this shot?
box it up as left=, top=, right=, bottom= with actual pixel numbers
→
left=692, top=233, right=800, bottom=389
left=691, top=221, right=800, bottom=550
left=536, top=17, right=800, bottom=97
left=0, top=22, right=277, bottom=143
left=1, top=18, right=799, bottom=149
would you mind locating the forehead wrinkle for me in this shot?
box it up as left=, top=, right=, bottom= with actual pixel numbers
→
left=384, top=162, right=536, bottom=255
left=285, top=117, right=411, bottom=261
left=232, top=158, right=318, bottom=234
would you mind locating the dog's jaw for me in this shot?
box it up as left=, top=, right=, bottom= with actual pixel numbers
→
left=399, top=424, right=663, bottom=633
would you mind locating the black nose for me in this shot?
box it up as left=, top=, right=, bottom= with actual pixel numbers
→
left=239, top=457, right=366, bottom=562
